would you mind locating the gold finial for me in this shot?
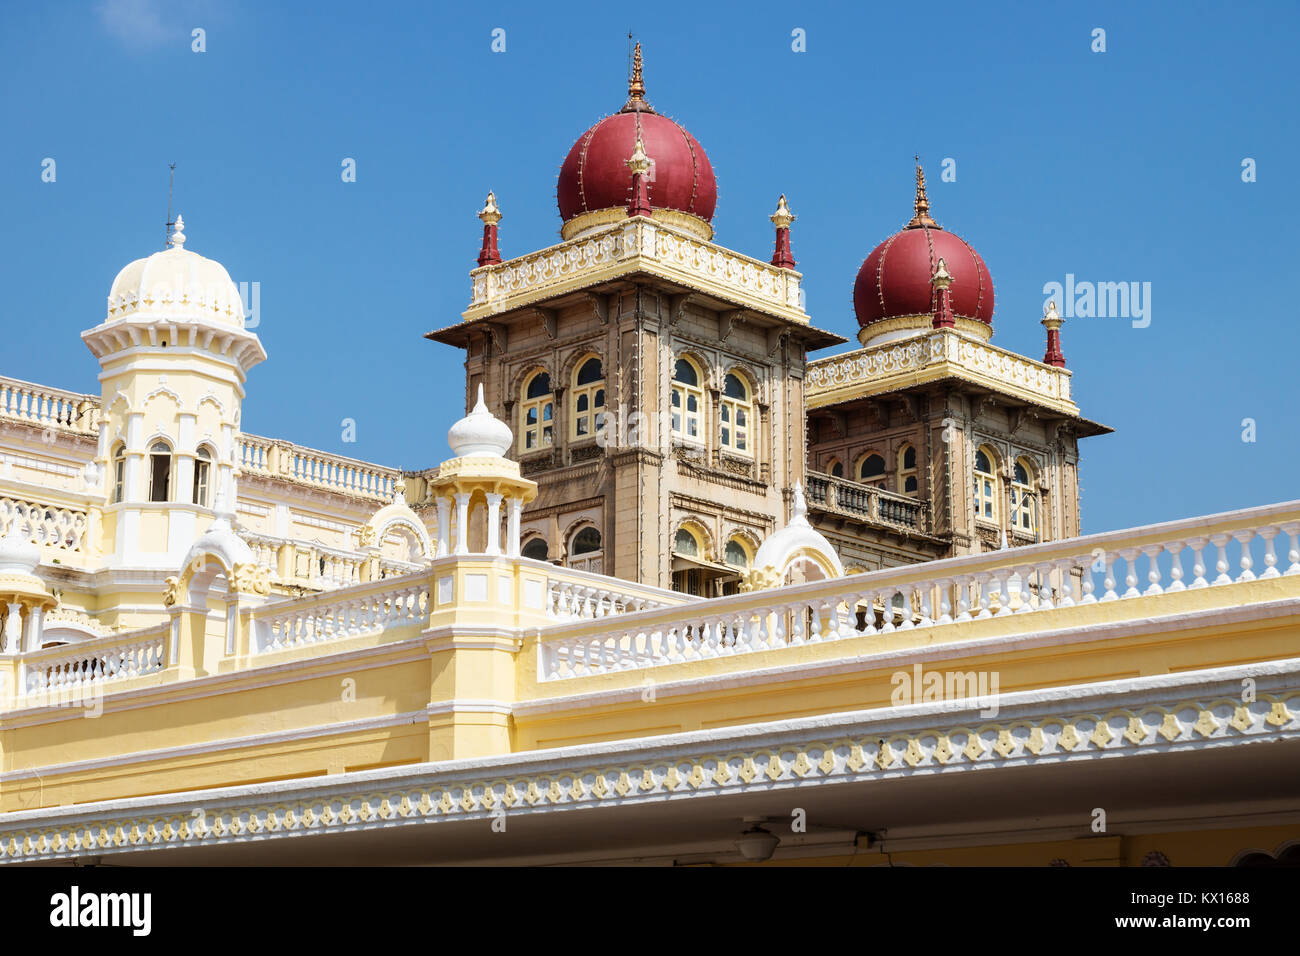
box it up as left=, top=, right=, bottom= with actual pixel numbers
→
left=770, top=194, right=795, bottom=228
left=625, top=133, right=652, bottom=176
left=621, top=40, right=655, bottom=113
left=906, top=157, right=940, bottom=229
left=1042, top=299, right=1063, bottom=328
left=629, top=41, right=644, bottom=98
left=931, top=256, right=953, bottom=288
left=478, top=190, right=502, bottom=225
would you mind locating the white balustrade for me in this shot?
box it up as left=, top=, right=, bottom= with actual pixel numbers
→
left=545, top=572, right=691, bottom=623
left=0, top=498, right=88, bottom=552
left=538, top=504, right=1300, bottom=680
left=22, top=626, right=168, bottom=696
left=0, top=376, right=99, bottom=434
left=253, top=578, right=429, bottom=653
left=235, top=434, right=399, bottom=501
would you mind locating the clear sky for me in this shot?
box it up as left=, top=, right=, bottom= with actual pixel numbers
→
left=2, top=1, right=1295, bottom=533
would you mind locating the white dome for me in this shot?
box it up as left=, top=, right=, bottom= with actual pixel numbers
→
left=106, top=215, right=245, bottom=328
left=180, top=485, right=254, bottom=573
left=753, top=483, right=845, bottom=579
left=447, top=384, right=513, bottom=458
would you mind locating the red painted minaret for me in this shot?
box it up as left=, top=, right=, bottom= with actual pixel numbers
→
left=1042, top=299, right=1066, bottom=367
left=770, top=194, right=796, bottom=270
left=625, top=131, right=653, bottom=218
left=931, top=257, right=956, bottom=329
left=476, top=191, right=502, bottom=267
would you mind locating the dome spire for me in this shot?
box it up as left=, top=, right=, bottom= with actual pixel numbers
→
left=169, top=213, right=186, bottom=249
left=906, top=158, right=940, bottom=230
left=621, top=40, right=655, bottom=113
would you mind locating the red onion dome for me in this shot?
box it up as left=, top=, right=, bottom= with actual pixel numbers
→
left=853, top=165, right=994, bottom=342
left=557, top=43, right=717, bottom=239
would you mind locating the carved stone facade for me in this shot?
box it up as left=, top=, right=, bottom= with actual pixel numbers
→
left=431, top=243, right=843, bottom=593
left=805, top=371, right=1107, bottom=573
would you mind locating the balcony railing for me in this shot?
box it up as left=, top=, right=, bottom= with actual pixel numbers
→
left=536, top=499, right=1300, bottom=680
left=541, top=561, right=695, bottom=621
left=0, top=375, right=100, bottom=435
left=236, top=434, right=401, bottom=501
left=251, top=572, right=430, bottom=654
left=20, top=625, right=169, bottom=697
left=0, top=497, right=89, bottom=552
left=805, top=471, right=928, bottom=532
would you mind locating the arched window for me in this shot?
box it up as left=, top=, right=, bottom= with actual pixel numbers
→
left=973, top=446, right=999, bottom=523
left=827, top=458, right=843, bottom=479
left=719, top=372, right=753, bottom=455
left=671, top=524, right=708, bottom=596
left=898, top=444, right=918, bottom=496
left=859, top=453, right=886, bottom=488
left=724, top=537, right=751, bottom=569
left=671, top=357, right=703, bottom=441
left=571, top=356, right=606, bottom=440
left=572, top=527, right=601, bottom=554
left=722, top=536, right=753, bottom=597
left=148, top=441, right=172, bottom=503
left=111, top=444, right=126, bottom=503
left=1011, top=458, right=1037, bottom=537
left=521, top=537, right=549, bottom=561
left=567, top=525, right=602, bottom=573
left=193, top=446, right=213, bottom=507
left=520, top=371, right=554, bottom=452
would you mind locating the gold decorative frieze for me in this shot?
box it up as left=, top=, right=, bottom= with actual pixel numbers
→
left=464, top=219, right=806, bottom=326
left=805, top=329, right=1082, bottom=417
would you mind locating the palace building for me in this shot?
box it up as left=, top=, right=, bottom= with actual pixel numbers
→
left=0, top=47, right=1296, bottom=867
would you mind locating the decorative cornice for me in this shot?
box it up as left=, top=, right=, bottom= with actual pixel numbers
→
left=1, top=661, right=1294, bottom=863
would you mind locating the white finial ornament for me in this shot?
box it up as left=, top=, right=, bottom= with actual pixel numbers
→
left=770, top=194, right=795, bottom=228
left=446, top=383, right=514, bottom=458
left=790, top=482, right=809, bottom=524
left=170, top=214, right=186, bottom=249
left=932, top=256, right=953, bottom=287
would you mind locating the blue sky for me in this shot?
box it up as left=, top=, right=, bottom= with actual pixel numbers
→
left=1, top=1, right=1295, bottom=533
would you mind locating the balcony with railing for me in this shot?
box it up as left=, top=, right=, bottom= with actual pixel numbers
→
left=4, top=500, right=1299, bottom=757
left=533, top=499, right=1300, bottom=681
left=0, top=375, right=100, bottom=436
left=805, top=470, right=928, bottom=533
left=236, top=434, right=402, bottom=501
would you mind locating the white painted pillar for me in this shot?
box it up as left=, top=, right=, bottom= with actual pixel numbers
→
left=23, top=604, right=43, bottom=652
left=453, top=493, right=470, bottom=555
left=435, top=497, right=451, bottom=557
left=485, top=493, right=503, bottom=555
left=507, top=499, right=522, bottom=557
left=4, top=602, right=23, bottom=654
left=123, top=412, right=145, bottom=502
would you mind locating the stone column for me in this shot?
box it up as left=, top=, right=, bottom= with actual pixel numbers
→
left=453, top=493, right=471, bottom=555
left=485, top=493, right=503, bottom=555
left=507, top=499, right=522, bottom=557
left=435, top=497, right=451, bottom=557
left=4, top=602, right=23, bottom=654
left=23, top=604, right=44, bottom=652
